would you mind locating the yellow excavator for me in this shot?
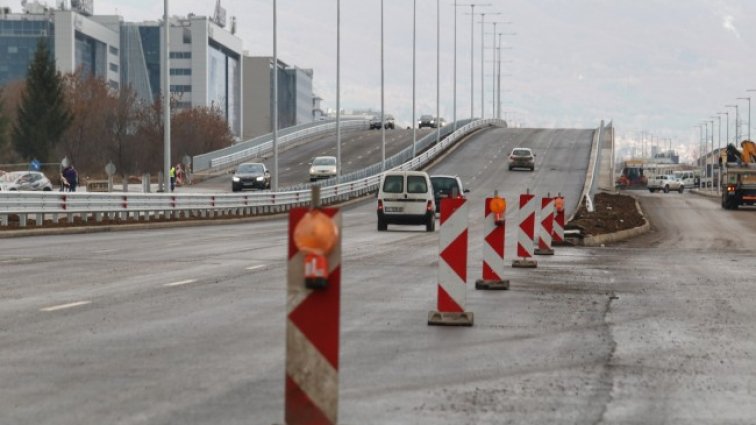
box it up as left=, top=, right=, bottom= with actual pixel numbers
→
left=722, top=140, right=756, bottom=209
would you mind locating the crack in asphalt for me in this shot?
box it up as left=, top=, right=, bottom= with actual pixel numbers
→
left=592, top=292, right=619, bottom=425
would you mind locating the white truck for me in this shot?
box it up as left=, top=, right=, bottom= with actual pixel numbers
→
left=647, top=174, right=684, bottom=193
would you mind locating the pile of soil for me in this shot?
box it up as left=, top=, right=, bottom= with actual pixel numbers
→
left=567, top=192, right=645, bottom=236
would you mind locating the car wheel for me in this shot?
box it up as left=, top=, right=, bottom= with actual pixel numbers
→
left=508, top=166, right=513, bottom=171
left=232, top=185, right=240, bottom=192
left=377, top=217, right=387, bottom=231
left=43, top=187, right=51, bottom=191
left=678, top=186, right=684, bottom=193
left=663, top=185, right=669, bottom=193
left=530, top=166, right=535, bottom=171
left=426, top=215, right=435, bottom=232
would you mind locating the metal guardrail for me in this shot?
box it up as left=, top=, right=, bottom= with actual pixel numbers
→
left=193, top=119, right=368, bottom=172
left=279, top=118, right=477, bottom=192
left=0, top=119, right=504, bottom=228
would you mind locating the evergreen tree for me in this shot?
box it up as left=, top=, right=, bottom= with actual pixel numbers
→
left=12, top=38, right=72, bottom=162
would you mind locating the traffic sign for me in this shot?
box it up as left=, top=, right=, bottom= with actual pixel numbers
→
left=30, top=159, right=41, bottom=171
left=105, top=161, right=116, bottom=177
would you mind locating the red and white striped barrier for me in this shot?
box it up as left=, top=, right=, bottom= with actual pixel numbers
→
left=535, top=195, right=555, bottom=255
left=286, top=207, right=342, bottom=425
left=475, top=196, right=510, bottom=290
left=428, top=197, right=474, bottom=326
left=552, top=194, right=567, bottom=246
left=513, top=191, right=538, bottom=268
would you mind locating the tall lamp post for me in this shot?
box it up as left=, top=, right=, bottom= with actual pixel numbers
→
left=713, top=114, right=723, bottom=193
left=380, top=0, right=385, bottom=171
left=336, top=0, right=341, bottom=181
left=412, top=0, right=417, bottom=157
left=272, top=0, right=279, bottom=191
left=463, top=3, right=490, bottom=119
left=454, top=3, right=491, bottom=126
left=477, top=11, right=500, bottom=118
left=726, top=104, right=739, bottom=144
left=708, top=119, right=715, bottom=191
left=737, top=96, right=751, bottom=142
left=162, top=0, right=171, bottom=192
left=435, top=0, right=441, bottom=144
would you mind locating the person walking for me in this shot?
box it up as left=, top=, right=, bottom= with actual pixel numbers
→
left=62, top=164, right=78, bottom=192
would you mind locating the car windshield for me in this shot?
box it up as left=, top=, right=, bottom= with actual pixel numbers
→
left=313, top=157, right=336, bottom=166
left=421, top=115, right=433, bottom=120
left=383, top=175, right=403, bottom=193
left=512, top=149, right=531, bottom=157
left=431, top=177, right=459, bottom=196
left=407, top=176, right=428, bottom=194
left=238, top=164, right=263, bottom=173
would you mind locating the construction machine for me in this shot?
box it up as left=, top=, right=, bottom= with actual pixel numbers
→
left=721, top=141, right=756, bottom=209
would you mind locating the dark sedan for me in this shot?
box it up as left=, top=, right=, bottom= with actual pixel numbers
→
left=232, top=163, right=271, bottom=191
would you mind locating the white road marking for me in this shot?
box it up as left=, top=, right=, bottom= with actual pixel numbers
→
left=163, top=279, right=197, bottom=287
left=246, top=265, right=266, bottom=271
left=41, top=300, right=91, bottom=312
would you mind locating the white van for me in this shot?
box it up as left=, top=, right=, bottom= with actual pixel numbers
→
left=377, top=171, right=435, bottom=232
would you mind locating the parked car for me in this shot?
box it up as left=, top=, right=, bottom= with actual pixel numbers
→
left=508, top=147, right=536, bottom=171
left=647, top=175, right=684, bottom=193
left=0, top=171, right=53, bottom=191
left=309, top=156, right=338, bottom=181
left=418, top=115, right=445, bottom=128
left=231, top=163, right=271, bottom=191
left=430, top=175, right=469, bottom=213
left=377, top=170, right=435, bottom=232
left=384, top=114, right=395, bottom=129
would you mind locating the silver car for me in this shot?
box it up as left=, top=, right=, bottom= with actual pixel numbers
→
left=0, top=171, right=54, bottom=191
left=309, top=156, right=337, bottom=181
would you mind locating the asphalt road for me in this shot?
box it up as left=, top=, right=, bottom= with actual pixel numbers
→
left=11, top=128, right=755, bottom=424
left=193, top=128, right=433, bottom=192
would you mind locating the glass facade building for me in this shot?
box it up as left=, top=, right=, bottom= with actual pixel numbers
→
left=0, top=18, right=54, bottom=86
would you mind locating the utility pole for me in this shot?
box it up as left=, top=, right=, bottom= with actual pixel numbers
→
left=380, top=0, right=385, bottom=171
left=162, top=0, right=171, bottom=193
left=272, top=0, right=278, bottom=191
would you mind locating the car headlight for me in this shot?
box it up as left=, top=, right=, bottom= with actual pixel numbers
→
left=232, top=176, right=240, bottom=182
left=430, top=120, right=435, bottom=123
left=310, top=167, right=316, bottom=174
left=256, top=176, right=265, bottom=182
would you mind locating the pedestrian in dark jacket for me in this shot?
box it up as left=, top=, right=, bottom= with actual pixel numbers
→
left=63, top=165, right=78, bottom=192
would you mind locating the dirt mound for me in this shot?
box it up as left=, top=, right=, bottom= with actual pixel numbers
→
left=567, top=192, right=645, bottom=236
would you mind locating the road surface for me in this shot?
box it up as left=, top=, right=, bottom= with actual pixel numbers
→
left=6, top=128, right=753, bottom=424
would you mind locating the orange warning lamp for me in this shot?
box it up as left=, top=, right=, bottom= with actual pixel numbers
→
left=555, top=197, right=565, bottom=213
left=294, top=210, right=339, bottom=289
left=490, top=196, right=506, bottom=225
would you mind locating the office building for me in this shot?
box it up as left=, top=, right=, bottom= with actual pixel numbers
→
left=0, top=1, right=120, bottom=88
left=121, top=13, right=243, bottom=137
left=242, top=56, right=314, bottom=140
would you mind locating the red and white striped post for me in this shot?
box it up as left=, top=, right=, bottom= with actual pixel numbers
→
left=513, top=190, right=538, bottom=268
left=285, top=189, right=342, bottom=424
left=552, top=193, right=567, bottom=246
left=534, top=194, right=555, bottom=256
left=428, top=197, right=474, bottom=326
left=476, top=193, right=509, bottom=290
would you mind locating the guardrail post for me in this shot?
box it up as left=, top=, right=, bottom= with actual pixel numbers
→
left=19, top=213, right=27, bottom=228
left=142, top=173, right=151, bottom=193
left=35, top=213, right=43, bottom=226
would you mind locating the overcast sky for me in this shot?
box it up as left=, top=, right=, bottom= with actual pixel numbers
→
left=4, top=0, right=756, bottom=162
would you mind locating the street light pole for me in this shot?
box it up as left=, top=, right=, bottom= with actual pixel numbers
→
left=436, top=0, right=441, bottom=144
left=380, top=0, right=385, bottom=171
left=336, top=0, right=341, bottom=181
left=738, top=96, right=751, bottom=141
left=708, top=119, right=714, bottom=191
left=412, top=0, right=416, bottom=157
left=726, top=104, right=739, bottom=143
left=272, top=0, right=278, bottom=191
left=469, top=5, right=475, bottom=119
left=714, top=114, right=723, bottom=193
left=162, top=0, right=171, bottom=193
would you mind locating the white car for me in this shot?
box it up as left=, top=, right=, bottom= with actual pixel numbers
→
left=0, top=171, right=53, bottom=191
left=648, top=175, right=684, bottom=193
left=309, top=156, right=338, bottom=181
left=377, top=170, right=435, bottom=232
